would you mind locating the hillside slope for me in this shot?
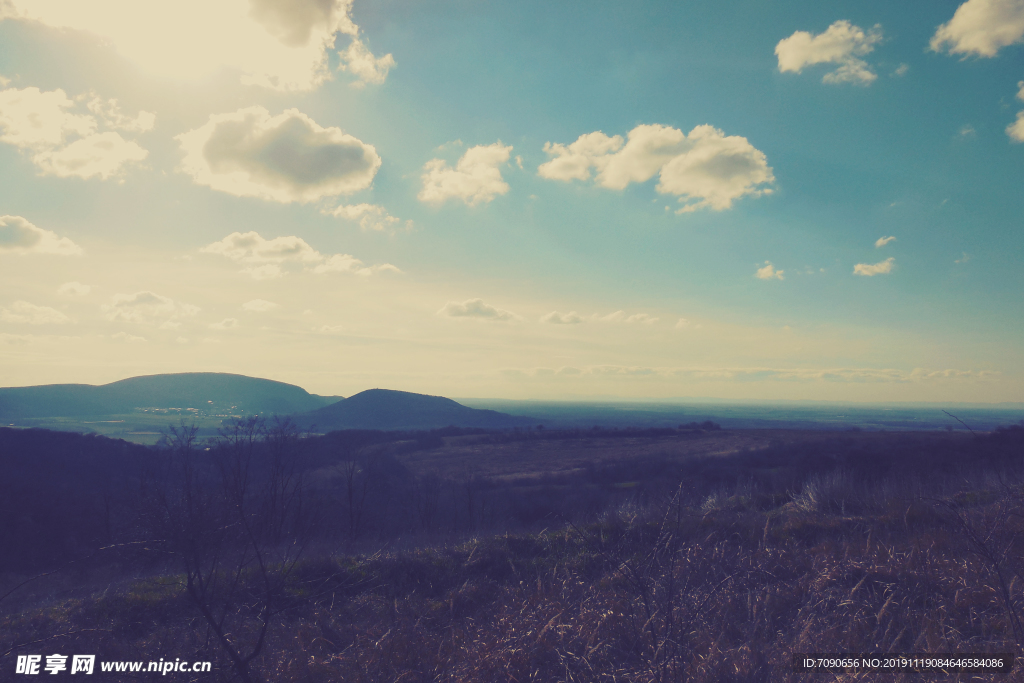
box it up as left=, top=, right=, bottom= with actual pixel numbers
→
left=295, top=388, right=535, bottom=431
left=0, top=372, right=339, bottom=418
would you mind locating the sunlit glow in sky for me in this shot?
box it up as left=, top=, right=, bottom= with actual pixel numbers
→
left=1, top=0, right=1022, bottom=403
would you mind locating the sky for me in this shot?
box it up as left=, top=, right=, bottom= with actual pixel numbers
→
left=0, top=0, right=1022, bottom=403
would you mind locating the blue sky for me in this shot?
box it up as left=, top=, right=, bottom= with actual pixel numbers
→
left=0, top=0, right=1022, bottom=402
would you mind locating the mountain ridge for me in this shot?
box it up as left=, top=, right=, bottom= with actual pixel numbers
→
left=0, top=372, right=339, bottom=419
left=294, top=388, right=536, bottom=431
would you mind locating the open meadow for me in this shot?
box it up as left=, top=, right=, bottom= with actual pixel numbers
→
left=3, top=422, right=1024, bottom=681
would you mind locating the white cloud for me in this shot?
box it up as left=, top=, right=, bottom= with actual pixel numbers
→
left=243, top=264, right=284, bottom=280
left=539, top=124, right=774, bottom=213
left=438, top=298, right=518, bottom=321
left=103, top=291, right=199, bottom=325
left=959, top=124, right=977, bottom=137
left=418, top=142, right=512, bottom=206
left=202, top=231, right=322, bottom=263
left=755, top=261, right=785, bottom=280
left=311, top=253, right=364, bottom=273
left=892, top=63, right=909, bottom=76
left=112, top=331, right=146, bottom=343
left=930, top=0, right=1024, bottom=58
left=209, top=317, right=240, bottom=330
left=86, top=96, right=155, bottom=132
left=674, top=318, right=689, bottom=329
left=325, top=203, right=409, bottom=232
left=0, top=215, right=82, bottom=255
left=33, top=131, right=148, bottom=179
left=875, top=235, right=896, bottom=248
left=339, top=38, right=395, bottom=87
left=538, top=131, right=624, bottom=182
left=0, top=300, right=71, bottom=324
left=853, top=257, right=895, bottom=276
left=0, top=87, right=93, bottom=148
left=775, top=20, right=884, bottom=85
left=1008, top=81, right=1024, bottom=141
left=202, top=230, right=398, bottom=278
left=58, top=281, right=91, bottom=295
left=242, top=298, right=278, bottom=312
left=177, top=106, right=381, bottom=203
left=2, top=0, right=362, bottom=90
left=0, top=86, right=148, bottom=179
left=625, top=313, right=659, bottom=324
left=541, top=310, right=583, bottom=324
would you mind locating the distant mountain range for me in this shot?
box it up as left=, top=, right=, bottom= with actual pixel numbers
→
left=293, top=388, right=536, bottom=431
left=0, top=373, right=534, bottom=431
left=0, top=372, right=341, bottom=419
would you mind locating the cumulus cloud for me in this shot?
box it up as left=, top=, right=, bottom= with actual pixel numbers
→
left=112, top=331, right=146, bottom=343
left=875, top=235, right=896, bottom=248
left=339, top=38, right=395, bottom=87
left=0, top=86, right=148, bottom=179
left=930, top=0, right=1024, bottom=58
left=775, top=20, right=884, bottom=85
left=202, top=230, right=398, bottom=278
left=853, top=257, right=895, bottom=276
left=202, top=231, right=321, bottom=263
left=0, top=300, right=71, bottom=324
left=178, top=106, right=381, bottom=203
left=674, top=318, right=689, bottom=329
left=541, top=310, right=583, bottom=324
left=0, top=215, right=82, bottom=255
left=539, top=124, right=773, bottom=213
left=103, top=291, right=199, bottom=325
left=438, top=298, right=518, bottom=321
left=755, top=261, right=785, bottom=280
left=209, top=317, right=240, bottom=330
left=418, top=142, right=512, bottom=206
left=309, top=253, right=399, bottom=276
left=625, top=313, right=659, bottom=324
left=242, top=298, right=278, bottom=312
left=86, top=96, right=155, bottom=132
left=58, top=281, right=91, bottom=295
left=325, top=203, right=410, bottom=232
left=1, top=0, right=373, bottom=91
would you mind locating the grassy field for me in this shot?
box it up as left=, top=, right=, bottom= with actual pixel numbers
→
left=2, top=424, right=1023, bottom=681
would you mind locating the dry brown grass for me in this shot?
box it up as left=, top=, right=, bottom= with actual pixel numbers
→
left=3, top=427, right=1022, bottom=681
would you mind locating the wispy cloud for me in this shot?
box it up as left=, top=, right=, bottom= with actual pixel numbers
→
left=201, top=231, right=399, bottom=279
left=506, top=364, right=998, bottom=383
left=438, top=298, right=518, bottom=321
left=853, top=257, right=895, bottom=276
left=102, top=291, right=199, bottom=326
left=0, top=300, right=71, bottom=324
left=875, top=235, right=896, bottom=248
left=541, top=311, right=583, bottom=324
